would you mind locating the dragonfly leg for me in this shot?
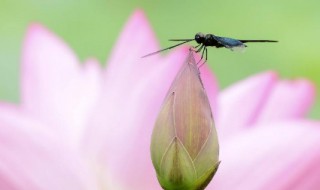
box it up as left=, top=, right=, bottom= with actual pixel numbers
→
left=198, top=48, right=208, bottom=68
left=196, top=45, right=204, bottom=53
left=205, top=47, right=208, bottom=62
left=197, top=46, right=205, bottom=65
left=191, top=44, right=201, bottom=51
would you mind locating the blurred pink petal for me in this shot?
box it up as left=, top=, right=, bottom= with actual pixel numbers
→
left=208, top=120, right=320, bottom=190
left=199, top=63, right=219, bottom=118
left=0, top=104, right=97, bottom=190
left=21, top=25, right=103, bottom=144
left=105, top=10, right=160, bottom=77
left=216, top=71, right=277, bottom=138
left=256, top=79, right=315, bottom=123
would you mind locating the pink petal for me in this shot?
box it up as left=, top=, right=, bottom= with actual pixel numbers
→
left=255, top=79, right=315, bottom=124
left=207, top=120, right=320, bottom=190
left=216, top=71, right=277, bottom=138
left=21, top=26, right=102, bottom=143
left=0, top=104, right=98, bottom=190
left=198, top=59, right=219, bottom=118
left=104, top=9, right=160, bottom=81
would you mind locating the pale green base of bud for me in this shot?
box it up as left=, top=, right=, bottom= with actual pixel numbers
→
left=157, top=161, right=221, bottom=190
left=193, top=161, right=221, bottom=190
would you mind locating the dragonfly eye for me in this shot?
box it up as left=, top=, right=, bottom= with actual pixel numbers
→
left=195, top=32, right=205, bottom=44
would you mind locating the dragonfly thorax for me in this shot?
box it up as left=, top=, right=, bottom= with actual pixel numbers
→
left=204, top=34, right=216, bottom=46
left=195, top=33, right=219, bottom=47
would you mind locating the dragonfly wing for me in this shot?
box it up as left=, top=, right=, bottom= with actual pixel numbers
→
left=213, top=36, right=247, bottom=51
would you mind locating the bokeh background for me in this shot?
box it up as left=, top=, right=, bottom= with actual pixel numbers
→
left=0, top=0, right=319, bottom=118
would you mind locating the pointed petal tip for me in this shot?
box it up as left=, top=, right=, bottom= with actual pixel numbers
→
left=27, top=23, right=46, bottom=33
left=131, top=9, right=148, bottom=20
left=294, top=78, right=315, bottom=93
left=23, top=22, right=75, bottom=59
left=257, top=70, right=278, bottom=81
left=280, top=78, right=316, bottom=111
left=127, top=9, right=151, bottom=30
left=106, top=8, right=158, bottom=67
left=26, top=23, right=54, bottom=41
left=288, top=78, right=315, bottom=95
left=23, top=23, right=70, bottom=57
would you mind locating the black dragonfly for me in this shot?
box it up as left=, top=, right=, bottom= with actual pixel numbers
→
left=142, top=32, right=277, bottom=64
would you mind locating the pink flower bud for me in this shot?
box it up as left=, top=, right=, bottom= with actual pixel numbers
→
left=151, top=51, right=220, bottom=190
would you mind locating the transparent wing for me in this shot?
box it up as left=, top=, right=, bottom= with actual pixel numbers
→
left=213, top=36, right=247, bottom=52
left=229, top=45, right=246, bottom=52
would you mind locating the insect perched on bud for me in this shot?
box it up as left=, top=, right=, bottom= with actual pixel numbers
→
left=150, top=51, right=220, bottom=190
left=142, top=32, right=277, bottom=65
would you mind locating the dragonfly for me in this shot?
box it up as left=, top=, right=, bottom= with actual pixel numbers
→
left=142, top=32, right=277, bottom=64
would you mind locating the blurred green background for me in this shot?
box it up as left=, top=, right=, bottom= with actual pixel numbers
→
left=0, top=0, right=319, bottom=118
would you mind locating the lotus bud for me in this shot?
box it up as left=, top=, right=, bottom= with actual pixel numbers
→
left=151, top=51, right=220, bottom=190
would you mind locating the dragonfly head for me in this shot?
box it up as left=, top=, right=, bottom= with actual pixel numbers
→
left=195, top=32, right=205, bottom=44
